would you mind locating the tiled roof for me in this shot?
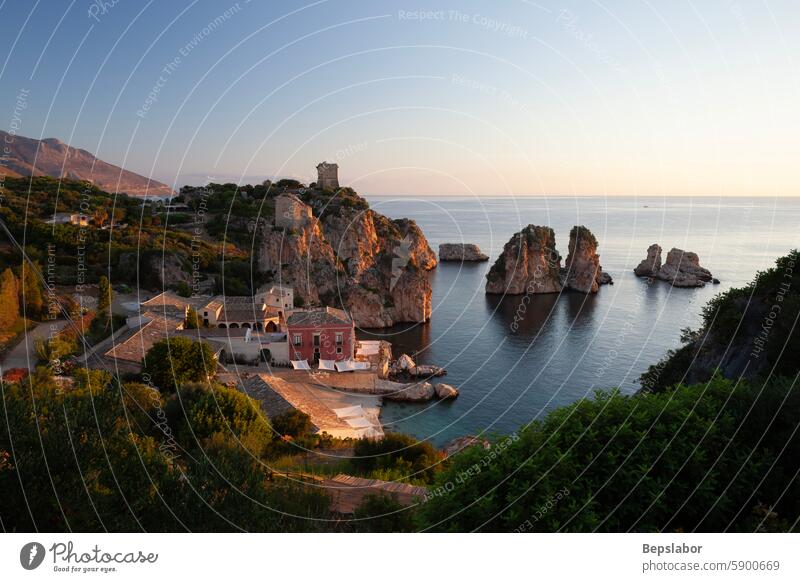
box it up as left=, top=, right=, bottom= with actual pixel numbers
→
left=176, top=328, right=250, bottom=338
left=104, top=315, right=184, bottom=363
left=287, top=307, right=352, bottom=327
left=242, top=375, right=350, bottom=432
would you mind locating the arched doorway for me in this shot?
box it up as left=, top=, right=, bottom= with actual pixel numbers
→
left=218, top=323, right=227, bottom=329
left=265, top=321, right=278, bottom=332
left=229, top=323, right=239, bottom=329
left=242, top=323, right=251, bottom=329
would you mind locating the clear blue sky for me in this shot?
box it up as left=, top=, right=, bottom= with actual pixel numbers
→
left=2, top=0, right=799, bottom=196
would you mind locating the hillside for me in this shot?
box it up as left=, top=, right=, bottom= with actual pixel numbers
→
left=640, top=250, right=800, bottom=392
left=0, top=131, right=174, bottom=197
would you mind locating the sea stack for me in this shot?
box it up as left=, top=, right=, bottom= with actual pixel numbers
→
left=634, top=244, right=662, bottom=277
left=562, top=225, right=612, bottom=293
left=633, top=244, right=714, bottom=287
left=438, top=243, right=489, bottom=262
left=485, top=225, right=562, bottom=295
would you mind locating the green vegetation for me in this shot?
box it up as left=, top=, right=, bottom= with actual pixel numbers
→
left=418, top=376, right=800, bottom=532
left=352, top=432, right=442, bottom=485
left=0, top=368, right=330, bottom=531
left=97, top=275, right=112, bottom=313
left=641, top=250, right=800, bottom=392
left=142, top=337, right=216, bottom=392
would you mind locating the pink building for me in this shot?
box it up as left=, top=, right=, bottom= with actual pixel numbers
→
left=286, top=307, right=355, bottom=362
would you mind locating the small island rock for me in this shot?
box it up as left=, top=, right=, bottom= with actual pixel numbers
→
left=658, top=248, right=714, bottom=287
left=435, top=383, right=459, bottom=399
left=439, top=243, right=489, bottom=262
left=634, top=244, right=663, bottom=277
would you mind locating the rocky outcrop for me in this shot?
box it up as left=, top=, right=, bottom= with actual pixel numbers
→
left=658, top=248, right=713, bottom=287
left=389, top=354, right=446, bottom=378
left=633, top=244, right=714, bottom=287
left=634, top=244, right=662, bottom=277
left=257, top=190, right=437, bottom=327
left=485, top=225, right=562, bottom=295
left=118, top=250, right=192, bottom=289
left=375, top=379, right=436, bottom=402
left=434, top=383, right=459, bottom=399
left=562, top=226, right=612, bottom=293
left=439, top=243, right=489, bottom=262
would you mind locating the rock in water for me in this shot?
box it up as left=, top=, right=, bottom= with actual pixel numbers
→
left=657, top=248, right=714, bottom=287
left=562, top=225, right=607, bottom=294
left=435, top=383, right=459, bottom=399
left=439, top=243, right=489, bottom=262
left=485, top=225, right=562, bottom=295
left=634, top=244, right=662, bottom=277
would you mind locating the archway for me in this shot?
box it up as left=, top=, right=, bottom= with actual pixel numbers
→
left=265, top=321, right=278, bottom=332
left=229, top=323, right=239, bottom=329
left=242, top=323, right=251, bottom=329
left=218, top=324, right=227, bottom=329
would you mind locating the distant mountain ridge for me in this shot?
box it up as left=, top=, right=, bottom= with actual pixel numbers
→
left=0, top=131, right=174, bottom=197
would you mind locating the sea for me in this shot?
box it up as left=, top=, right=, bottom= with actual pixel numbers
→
left=359, top=195, right=800, bottom=446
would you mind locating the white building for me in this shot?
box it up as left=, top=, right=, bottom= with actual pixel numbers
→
left=255, top=284, right=294, bottom=313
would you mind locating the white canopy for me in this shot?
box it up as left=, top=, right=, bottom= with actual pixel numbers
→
left=290, top=359, right=311, bottom=370
left=333, top=405, right=364, bottom=419
left=318, top=359, right=336, bottom=371
left=334, top=360, right=356, bottom=372
left=345, top=417, right=374, bottom=429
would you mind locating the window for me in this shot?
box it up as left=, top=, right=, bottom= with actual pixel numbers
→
left=313, top=334, right=320, bottom=347
left=293, top=334, right=302, bottom=347
left=335, top=332, right=343, bottom=345
left=336, top=347, right=342, bottom=354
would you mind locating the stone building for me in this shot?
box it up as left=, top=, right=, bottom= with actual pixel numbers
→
left=274, top=192, right=312, bottom=229
left=316, top=161, right=339, bottom=190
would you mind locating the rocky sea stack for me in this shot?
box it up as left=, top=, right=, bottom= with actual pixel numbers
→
left=562, top=226, right=612, bottom=293
left=634, top=244, right=715, bottom=287
left=485, top=225, right=562, bottom=295
left=486, top=225, right=611, bottom=295
left=438, top=243, right=489, bottom=262
left=257, top=189, right=437, bottom=327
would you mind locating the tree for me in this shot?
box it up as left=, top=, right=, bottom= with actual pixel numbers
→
left=353, top=493, right=416, bottom=532
left=272, top=409, right=312, bottom=439
left=185, top=307, right=199, bottom=329
left=19, top=262, right=44, bottom=320
left=0, top=268, right=20, bottom=329
left=352, top=432, right=441, bottom=484
left=142, top=337, right=216, bottom=392
left=97, top=275, right=112, bottom=314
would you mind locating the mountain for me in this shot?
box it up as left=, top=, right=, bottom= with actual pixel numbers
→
left=0, top=131, right=174, bottom=197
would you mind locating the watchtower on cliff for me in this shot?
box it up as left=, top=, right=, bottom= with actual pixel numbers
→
left=316, top=162, right=339, bottom=190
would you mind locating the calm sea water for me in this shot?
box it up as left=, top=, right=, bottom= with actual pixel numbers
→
left=360, top=196, right=800, bottom=446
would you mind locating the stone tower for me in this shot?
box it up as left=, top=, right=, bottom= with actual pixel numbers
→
left=316, top=162, right=339, bottom=190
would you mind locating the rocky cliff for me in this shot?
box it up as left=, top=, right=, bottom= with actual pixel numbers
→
left=633, top=244, right=714, bottom=287
left=485, top=225, right=562, bottom=294
left=439, top=243, right=489, bottom=262
left=562, top=226, right=612, bottom=293
left=257, top=190, right=437, bottom=327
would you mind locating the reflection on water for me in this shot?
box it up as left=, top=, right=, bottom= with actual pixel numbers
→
left=360, top=196, right=800, bottom=446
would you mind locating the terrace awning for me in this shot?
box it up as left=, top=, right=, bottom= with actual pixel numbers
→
left=290, top=359, right=311, bottom=370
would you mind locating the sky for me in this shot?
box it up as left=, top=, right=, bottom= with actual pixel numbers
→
left=1, top=0, right=799, bottom=197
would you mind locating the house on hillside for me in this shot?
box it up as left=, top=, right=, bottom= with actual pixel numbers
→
left=287, top=307, right=355, bottom=363
left=254, top=284, right=294, bottom=313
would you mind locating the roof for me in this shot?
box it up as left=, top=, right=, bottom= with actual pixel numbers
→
left=218, top=306, right=279, bottom=323
left=316, top=161, right=338, bottom=169
left=141, top=291, right=207, bottom=312
left=243, top=375, right=350, bottom=432
left=104, top=314, right=184, bottom=363
left=176, top=328, right=249, bottom=339
left=287, top=307, right=352, bottom=327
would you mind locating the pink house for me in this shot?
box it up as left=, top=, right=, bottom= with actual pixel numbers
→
left=286, top=307, right=355, bottom=362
